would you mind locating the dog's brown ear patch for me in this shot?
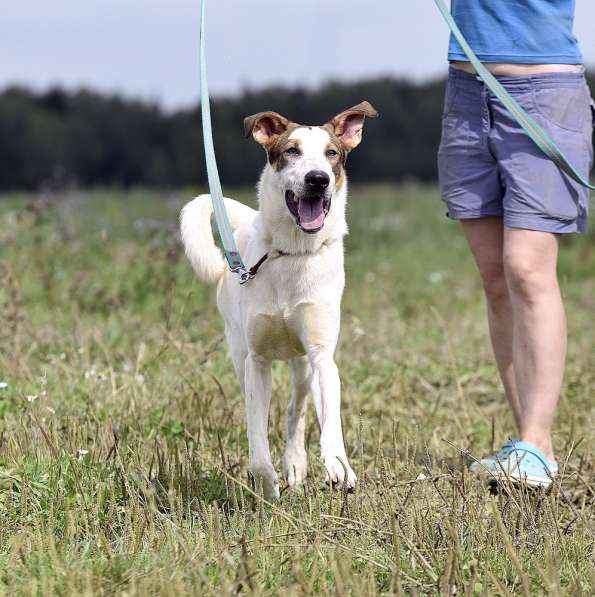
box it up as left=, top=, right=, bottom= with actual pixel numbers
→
left=326, top=101, right=378, bottom=152
left=243, top=111, right=291, bottom=149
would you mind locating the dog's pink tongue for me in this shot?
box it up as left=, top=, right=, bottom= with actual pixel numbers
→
left=298, top=198, right=325, bottom=231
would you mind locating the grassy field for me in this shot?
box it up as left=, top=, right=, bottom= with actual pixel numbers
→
left=0, top=185, right=593, bottom=595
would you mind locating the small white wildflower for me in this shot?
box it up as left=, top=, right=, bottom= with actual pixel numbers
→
left=77, top=449, right=89, bottom=461
left=60, top=353, right=66, bottom=360
left=415, top=472, right=427, bottom=481
left=0, top=382, right=7, bottom=389
left=135, top=374, right=145, bottom=385
left=429, top=271, right=446, bottom=284
left=351, top=316, right=365, bottom=339
left=26, top=395, right=38, bottom=403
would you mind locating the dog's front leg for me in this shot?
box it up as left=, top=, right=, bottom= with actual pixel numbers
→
left=283, top=356, right=311, bottom=488
left=309, top=349, right=357, bottom=491
left=244, top=354, right=280, bottom=500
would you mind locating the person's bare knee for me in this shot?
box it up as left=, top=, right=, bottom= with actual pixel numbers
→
left=503, top=228, right=560, bottom=306
left=503, top=254, right=557, bottom=305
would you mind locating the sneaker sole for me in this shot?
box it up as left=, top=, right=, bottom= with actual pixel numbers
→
left=486, top=471, right=555, bottom=489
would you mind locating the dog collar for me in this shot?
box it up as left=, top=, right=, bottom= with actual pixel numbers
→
left=247, top=250, right=288, bottom=277
left=246, top=237, right=338, bottom=279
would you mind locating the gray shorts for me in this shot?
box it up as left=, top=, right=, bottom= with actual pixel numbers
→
left=438, top=67, right=595, bottom=233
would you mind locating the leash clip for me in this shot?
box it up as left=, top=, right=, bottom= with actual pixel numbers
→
left=230, top=265, right=253, bottom=284
left=238, top=269, right=252, bottom=284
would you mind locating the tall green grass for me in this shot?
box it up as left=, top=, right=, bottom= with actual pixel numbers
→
left=0, top=185, right=593, bottom=595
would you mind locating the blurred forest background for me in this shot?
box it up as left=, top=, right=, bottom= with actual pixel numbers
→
left=3, top=72, right=593, bottom=191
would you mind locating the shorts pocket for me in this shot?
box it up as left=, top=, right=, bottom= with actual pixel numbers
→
left=533, top=85, right=591, bottom=133
left=507, top=119, right=591, bottom=221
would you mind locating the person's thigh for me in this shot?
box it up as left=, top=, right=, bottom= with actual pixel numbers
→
left=438, top=69, right=504, bottom=221
left=494, top=72, right=594, bottom=234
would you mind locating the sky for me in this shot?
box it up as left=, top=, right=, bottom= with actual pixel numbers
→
left=3, top=0, right=595, bottom=110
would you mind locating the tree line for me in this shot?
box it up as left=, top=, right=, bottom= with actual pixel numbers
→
left=1, top=73, right=593, bottom=190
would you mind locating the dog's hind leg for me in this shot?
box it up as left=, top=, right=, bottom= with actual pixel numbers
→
left=283, top=356, right=311, bottom=488
left=244, top=354, right=280, bottom=500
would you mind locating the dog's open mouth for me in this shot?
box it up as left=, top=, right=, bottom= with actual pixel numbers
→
left=285, top=190, right=331, bottom=234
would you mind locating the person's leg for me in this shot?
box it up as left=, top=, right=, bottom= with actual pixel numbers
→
left=461, top=217, right=522, bottom=428
left=502, top=227, right=565, bottom=462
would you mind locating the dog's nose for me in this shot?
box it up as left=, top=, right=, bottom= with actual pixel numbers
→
left=305, top=170, right=330, bottom=190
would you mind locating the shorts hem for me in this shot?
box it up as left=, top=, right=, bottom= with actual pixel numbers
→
left=445, top=209, right=587, bottom=234
left=446, top=209, right=503, bottom=221
left=503, top=214, right=585, bottom=234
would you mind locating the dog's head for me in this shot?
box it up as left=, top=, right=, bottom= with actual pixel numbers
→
left=244, top=102, right=378, bottom=234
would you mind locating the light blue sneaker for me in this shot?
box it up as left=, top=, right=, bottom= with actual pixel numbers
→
left=483, top=441, right=558, bottom=488
left=469, top=438, right=519, bottom=473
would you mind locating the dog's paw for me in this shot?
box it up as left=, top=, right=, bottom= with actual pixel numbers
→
left=283, top=448, right=308, bottom=488
left=322, top=453, right=357, bottom=492
left=250, top=465, right=280, bottom=501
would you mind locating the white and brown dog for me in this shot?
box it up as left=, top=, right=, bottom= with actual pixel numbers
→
left=180, top=102, right=378, bottom=499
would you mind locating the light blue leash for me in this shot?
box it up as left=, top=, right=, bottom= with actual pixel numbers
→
left=434, top=0, right=594, bottom=191
left=199, top=0, right=251, bottom=283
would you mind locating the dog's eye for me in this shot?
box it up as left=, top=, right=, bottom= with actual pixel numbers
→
left=326, top=149, right=339, bottom=158
left=285, top=147, right=300, bottom=156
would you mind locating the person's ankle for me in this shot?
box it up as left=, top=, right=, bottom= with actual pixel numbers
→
left=519, top=433, right=555, bottom=462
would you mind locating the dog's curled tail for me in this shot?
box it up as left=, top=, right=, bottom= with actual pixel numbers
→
left=180, top=195, right=256, bottom=285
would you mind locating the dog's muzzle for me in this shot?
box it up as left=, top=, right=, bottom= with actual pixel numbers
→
left=285, top=190, right=331, bottom=234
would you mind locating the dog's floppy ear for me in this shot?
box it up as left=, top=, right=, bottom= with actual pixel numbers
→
left=327, top=101, right=378, bottom=152
left=243, top=111, right=290, bottom=148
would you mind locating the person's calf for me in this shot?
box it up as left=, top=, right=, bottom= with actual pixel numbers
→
left=480, top=272, right=523, bottom=428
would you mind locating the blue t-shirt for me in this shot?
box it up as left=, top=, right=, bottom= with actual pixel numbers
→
left=448, top=0, right=583, bottom=64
